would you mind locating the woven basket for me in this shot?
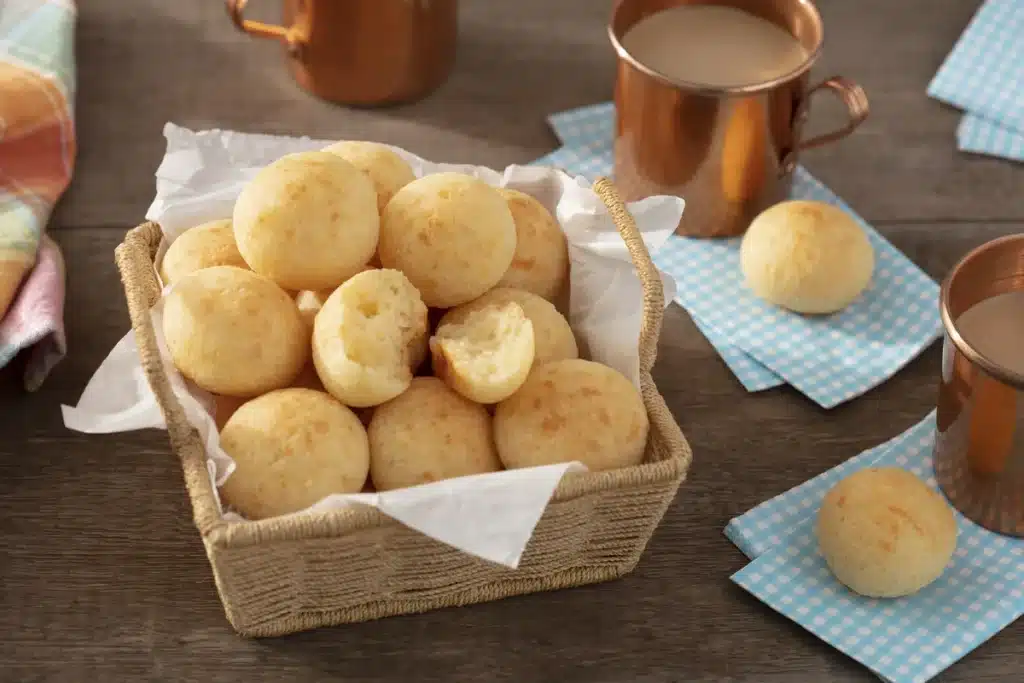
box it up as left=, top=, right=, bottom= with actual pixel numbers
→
left=114, top=177, right=693, bottom=637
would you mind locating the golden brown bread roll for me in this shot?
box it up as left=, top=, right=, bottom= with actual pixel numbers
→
left=817, top=467, right=957, bottom=598
left=368, top=377, right=502, bottom=491
left=233, top=151, right=379, bottom=292
left=162, top=266, right=308, bottom=398
left=494, top=359, right=649, bottom=471
left=740, top=200, right=874, bottom=314
left=218, top=388, right=370, bottom=519
left=494, top=188, right=569, bottom=302
left=378, top=172, right=517, bottom=308
left=159, top=219, right=249, bottom=286
left=323, top=140, right=417, bottom=212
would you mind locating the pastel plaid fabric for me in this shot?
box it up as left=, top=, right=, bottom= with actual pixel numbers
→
left=0, top=0, right=76, bottom=388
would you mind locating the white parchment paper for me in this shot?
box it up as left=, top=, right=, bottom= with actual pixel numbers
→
left=62, top=123, right=685, bottom=569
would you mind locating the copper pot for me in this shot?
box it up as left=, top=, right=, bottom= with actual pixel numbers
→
left=608, top=0, right=869, bottom=238
left=226, top=0, right=458, bottom=107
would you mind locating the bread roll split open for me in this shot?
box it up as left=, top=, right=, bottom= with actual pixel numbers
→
left=439, top=287, right=578, bottom=367
left=430, top=301, right=535, bottom=404
left=311, top=268, right=428, bottom=408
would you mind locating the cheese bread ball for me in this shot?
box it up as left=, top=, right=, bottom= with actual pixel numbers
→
left=818, top=467, right=957, bottom=598
left=378, top=172, right=517, bottom=308
left=218, top=388, right=369, bottom=519
left=323, top=140, right=416, bottom=213
left=162, top=266, right=308, bottom=397
left=368, top=377, right=502, bottom=491
left=440, top=288, right=578, bottom=366
left=495, top=359, right=648, bottom=472
left=312, top=268, right=428, bottom=408
left=740, top=200, right=874, bottom=314
left=430, top=301, right=535, bottom=404
left=159, top=219, right=249, bottom=286
left=233, top=151, right=379, bottom=292
left=494, top=188, right=569, bottom=302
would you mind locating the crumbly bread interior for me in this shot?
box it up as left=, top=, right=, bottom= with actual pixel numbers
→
left=339, top=277, right=421, bottom=368
left=439, top=287, right=578, bottom=366
left=430, top=302, right=534, bottom=404
left=312, top=268, right=428, bottom=407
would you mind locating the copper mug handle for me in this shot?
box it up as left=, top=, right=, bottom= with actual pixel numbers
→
left=781, top=76, right=870, bottom=173
left=226, top=0, right=309, bottom=58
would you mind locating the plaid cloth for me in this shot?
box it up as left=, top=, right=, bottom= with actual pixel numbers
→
left=927, top=0, right=1023, bottom=162
left=728, top=411, right=1024, bottom=683
left=0, top=0, right=76, bottom=389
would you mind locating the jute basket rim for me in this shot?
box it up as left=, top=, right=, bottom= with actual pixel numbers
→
left=114, top=176, right=693, bottom=557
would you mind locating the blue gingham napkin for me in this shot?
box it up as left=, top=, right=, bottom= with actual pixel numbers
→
left=535, top=105, right=942, bottom=406
left=957, top=114, right=1024, bottom=163
left=927, top=0, right=1024, bottom=162
left=727, top=412, right=1024, bottom=683
left=724, top=421, right=924, bottom=558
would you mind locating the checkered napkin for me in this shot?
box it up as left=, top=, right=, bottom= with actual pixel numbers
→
left=927, top=0, right=1024, bottom=162
left=534, top=105, right=942, bottom=406
left=0, top=0, right=76, bottom=390
left=726, top=412, right=1024, bottom=683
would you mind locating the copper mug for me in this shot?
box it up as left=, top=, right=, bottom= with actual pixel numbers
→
left=934, top=234, right=1024, bottom=538
left=226, top=0, right=458, bottom=107
left=609, top=0, right=869, bottom=238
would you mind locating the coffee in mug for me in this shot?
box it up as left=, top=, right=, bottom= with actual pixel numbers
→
left=620, top=5, right=809, bottom=89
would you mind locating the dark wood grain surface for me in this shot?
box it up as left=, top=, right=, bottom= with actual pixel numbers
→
left=2, top=0, right=1022, bottom=681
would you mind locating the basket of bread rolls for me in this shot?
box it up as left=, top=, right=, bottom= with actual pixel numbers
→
left=113, top=138, right=692, bottom=637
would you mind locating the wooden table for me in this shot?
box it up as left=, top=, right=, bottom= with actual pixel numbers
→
left=2, top=0, right=1020, bottom=680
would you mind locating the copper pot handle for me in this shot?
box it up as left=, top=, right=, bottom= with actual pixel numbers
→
left=781, top=76, right=869, bottom=172
left=226, top=0, right=309, bottom=58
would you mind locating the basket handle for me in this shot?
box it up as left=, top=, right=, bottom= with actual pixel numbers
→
left=114, top=223, right=223, bottom=535
left=591, top=177, right=665, bottom=375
